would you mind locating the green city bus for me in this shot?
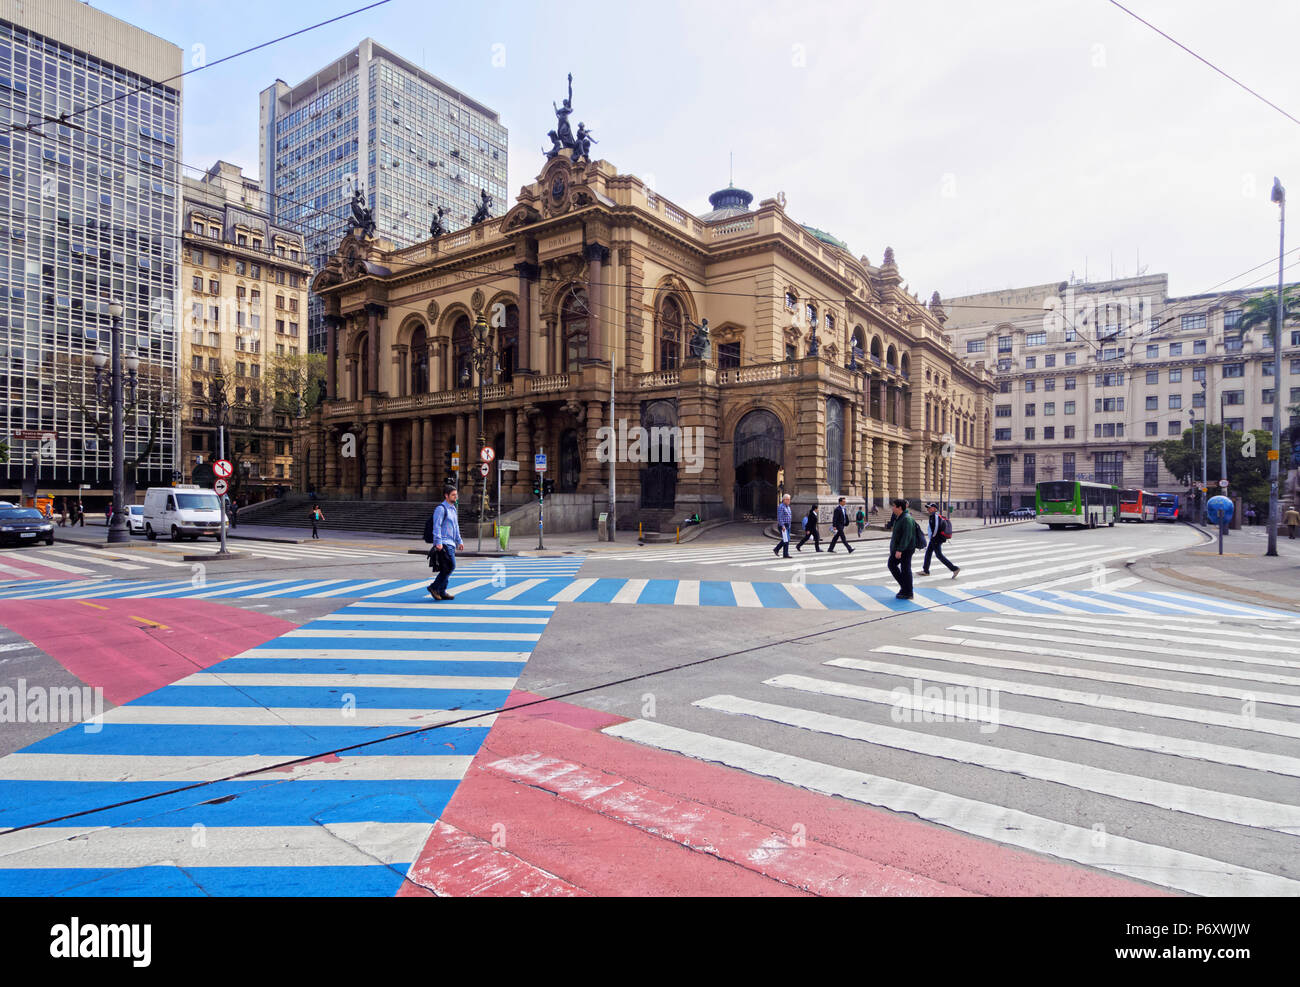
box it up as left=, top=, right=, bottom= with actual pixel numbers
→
left=1035, top=480, right=1120, bottom=529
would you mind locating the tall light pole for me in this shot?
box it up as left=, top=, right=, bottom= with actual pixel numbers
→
left=461, top=312, right=497, bottom=553
left=1267, top=177, right=1285, bottom=556
left=94, top=301, right=136, bottom=544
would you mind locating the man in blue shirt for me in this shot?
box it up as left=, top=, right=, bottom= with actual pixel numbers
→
left=427, top=485, right=464, bottom=600
left=772, top=493, right=792, bottom=558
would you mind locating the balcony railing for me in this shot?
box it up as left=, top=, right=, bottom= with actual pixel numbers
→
left=528, top=373, right=570, bottom=394
left=638, top=370, right=680, bottom=388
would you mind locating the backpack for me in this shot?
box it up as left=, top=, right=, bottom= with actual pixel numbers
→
left=424, top=503, right=448, bottom=545
left=938, top=515, right=953, bottom=540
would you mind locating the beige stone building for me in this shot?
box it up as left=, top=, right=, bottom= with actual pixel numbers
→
left=942, top=273, right=1300, bottom=510
left=299, top=147, right=994, bottom=529
left=181, top=162, right=311, bottom=497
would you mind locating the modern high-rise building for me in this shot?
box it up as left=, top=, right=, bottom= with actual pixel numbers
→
left=259, top=39, right=507, bottom=354
left=0, top=0, right=183, bottom=502
left=942, top=272, right=1300, bottom=511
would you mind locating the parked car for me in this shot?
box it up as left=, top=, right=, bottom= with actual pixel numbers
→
left=1008, top=507, right=1036, bottom=519
left=126, top=504, right=145, bottom=534
left=0, top=507, right=55, bottom=546
left=143, top=485, right=224, bottom=541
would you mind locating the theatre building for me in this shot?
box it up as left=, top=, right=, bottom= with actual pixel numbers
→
left=300, top=147, right=994, bottom=530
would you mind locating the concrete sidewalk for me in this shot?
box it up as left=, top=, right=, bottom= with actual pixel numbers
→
left=1132, top=525, right=1300, bottom=614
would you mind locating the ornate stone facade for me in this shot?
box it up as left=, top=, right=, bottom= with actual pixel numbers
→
left=299, top=148, right=994, bottom=527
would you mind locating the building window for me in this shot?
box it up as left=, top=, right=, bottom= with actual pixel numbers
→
left=1192, top=366, right=1206, bottom=382
left=1094, top=451, right=1123, bottom=483
left=1043, top=426, right=1055, bottom=439
left=1223, top=390, right=1244, bottom=405
left=1045, top=354, right=1056, bottom=368
left=1194, top=339, right=1206, bottom=354
left=1025, top=380, right=1036, bottom=393
left=1181, top=314, right=1207, bottom=331
left=1062, top=451, right=1076, bottom=480
left=657, top=296, right=684, bottom=372
left=1146, top=370, right=1159, bottom=384
left=1064, top=376, right=1076, bottom=390
left=1044, top=377, right=1056, bottom=391
left=826, top=397, right=844, bottom=493
left=453, top=315, right=472, bottom=385
left=997, top=336, right=1012, bottom=353
left=1168, top=394, right=1182, bottom=409
left=1144, top=449, right=1160, bottom=487
left=1168, top=419, right=1181, bottom=435
left=718, top=342, right=740, bottom=369
left=1025, top=357, right=1037, bottom=370
left=1223, top=309, right=1242, bottom=330
left=966, top=339, right=985, bottom=354
left=1024, top=453, right=1036, bottom=484
left=1169, top=342, right=1182, bottom=357
left=999, top=381, right=1012, bottom=394
left=1193, top=392, right=1206, bottom=408
left=996, top=454, right=1012, bottom=487
left=1147, top=344, right=1159, bottom=358
left=997, top=359, right=1012, bottom=372
left=1223, top=363, right=1245, bottom=378
left=1044, top=402, right=1055, bottom=415
left=1146, top=395, right=1159, bottom=410
left=1024, top=427, right=1036, bottom=441
left=1064, top=401, right=1076, bottom=415
left=1025, top=331, right=1046, bottom=347
left=1263, top=361, right=1275, bottom=377
left=995, top=428, right=1012, bottom=441
left=1025, top=403, right=1036, bottom=417
left=1064, top=426, right=1076, bottom=440
left=1065, top=352, right=1077, bottom=365
left=562, top=289, right=590, bottom=372
left=1169, top=369, right=1182, bottom=383
left=1146, top=421, right=1158, bottom=436
left=996, top=405, right=1012, bottom=418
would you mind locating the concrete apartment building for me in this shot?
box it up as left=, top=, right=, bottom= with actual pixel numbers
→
left=943, top=273, right=1300, bottom=510
left=259, top=39, right=508, bottom=356
left=0, top=0, right=181, bottom=501
left=181, top=162, right=311, bottom=498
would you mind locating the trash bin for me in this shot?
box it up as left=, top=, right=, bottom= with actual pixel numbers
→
left=598, top=512, right=608, bottom=541
left=498, top=525, right=510, bottom=551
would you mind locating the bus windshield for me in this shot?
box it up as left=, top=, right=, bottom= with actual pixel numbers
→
left=1158, top=494, right=1177, bottom=505
left=1038, top=482, right=1075, bottom=502
left=1120, top=489, right=1139, bottom=502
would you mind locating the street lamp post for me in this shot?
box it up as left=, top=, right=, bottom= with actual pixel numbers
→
left=460, top=312, right=497, bottom=554
left=211, top=371, right=232, bottom=557
left=1267, top=177, right=1285, bottom=556
left=93, top=301, right=136, bottom=544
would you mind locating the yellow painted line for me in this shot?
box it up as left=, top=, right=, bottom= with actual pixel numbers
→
left=130, top=616, right=169, bottom=629
left=79, top=601, right=108, bottom=610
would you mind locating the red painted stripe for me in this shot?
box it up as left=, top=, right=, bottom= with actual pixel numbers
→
left=0, top=599, right=298, bottom=705
left=425, top=692, right=1168, bottom=897
left=399, top=821, right=589, bottom=897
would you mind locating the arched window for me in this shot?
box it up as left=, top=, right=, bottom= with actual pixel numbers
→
left=657, top=296, right=684, bottom=371
left=900, top=353, right=910, bottom=379
left=498, top=304, right=519, bottom=383
left=826, top=397, right=844, bottom=494
left=452, top=315, right=472, bottom=387
left=562, top=289, right=589, bottom=372
left=886, top=344, right=898, bottom=370
left=410, top=325, right=428, bottom=393
left=805, top=303, right=817, bottom=328
left=870, top=336, right=883, bottom=364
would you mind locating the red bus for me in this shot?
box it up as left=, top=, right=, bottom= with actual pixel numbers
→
left=1119, top=488, right=1156, bottom=522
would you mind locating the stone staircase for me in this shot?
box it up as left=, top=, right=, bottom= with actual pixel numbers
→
left=240, top=497, right=493, bottom=536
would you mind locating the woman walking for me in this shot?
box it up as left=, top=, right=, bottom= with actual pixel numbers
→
left=310, top=504, right=324, bottom=539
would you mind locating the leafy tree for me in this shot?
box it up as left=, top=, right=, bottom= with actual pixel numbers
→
left=1151, top=427, right=1292, bottom=511
left=1236, top=286, right=1300, bottom=341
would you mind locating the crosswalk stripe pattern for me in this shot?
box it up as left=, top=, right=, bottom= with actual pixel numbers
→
left=604, top=613, right=1300, bottom=896
left=0, top=600, right=557, bottom=896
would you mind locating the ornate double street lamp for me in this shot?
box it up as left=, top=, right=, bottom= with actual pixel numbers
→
left=93, top=300, right=137, bottom=544
left=458, top=311, right=499, bottom=553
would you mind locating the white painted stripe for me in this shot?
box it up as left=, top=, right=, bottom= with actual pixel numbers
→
left=546, top=577, right=597, bottom=603
left=57, top=580, right=175, bottom=599
left=1045, top=589, right=1149, bottom=613
left=1038, top=612, right=1300, bottom=642
left=1141, top=589, right=1293, bottom=618
left=361, top=580, right=434, bottom=598
left=233, top=579, right=323, bottom=598
left=697, top=694, right=1300, bottom=833
left=763, top=540, right=1041, bottom=576
left=100, top=706, right=499, bottom=727
left=444, top=577, right=497, bottom=594
left=604, top=719, right=1299, bottom=896
left=248, top=579, right=354, bottom=599
left=283, top=628, right=540, bottom=642
left=830, top=584, right=889, bottom=611
left=769, top=674, right=1300, bottom=778
left=828, top=656, right=1300, bottom=740
left=85, top=548, right=192, bottom=568
left=612, top=579, right=649, bottom=604
left=673, top=580, right=700, bottom=606
left=316, top=613, right=550, bottom=625
left=0, top=822, right=433, bottom=869
left=784, top=583, right=826, bottom=610
left=0, top=579, right=113, bottom=600
left=999, top=590, right=1084, bottom=614
left=40, top=550, right=145, bottom=571
left=943, top=587, right=1020, bottom=614
left=904, top=589, right=951, bottom=609
left=238, top=647, right=531, bottom=662
left=0, top=561, right=49, bottom=578
left=176, top=671, right=517, bottom=689
left=344, top=601, right=554, bottom=611
left=884, top=641, right=1300, bottom=708
left=304, top=579, right=395, bottom=599
left=976, top=615, right=1300, bottom=658
left=487, top=578, right=546, bottom=601
left=10, top=553, right=95, bottom=574
left=186, top=579, right=304, bottom=600
left=0, top=753, right=472, bottom=783
left=729, top=581, right=762, bottom=608
left=948, top=546, right=1164, bottom=590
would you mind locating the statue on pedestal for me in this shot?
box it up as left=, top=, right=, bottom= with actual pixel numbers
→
left=471, top=188, right=492, bottom=225
left=429, top=205, right=447, bottom=238
left=686, top=316, right=712, bottom=361
left=575, top=122, right=597, bottom=163
left=552, top=73, right=576, bottom=150
left=350, top=188, right=376, bottom=240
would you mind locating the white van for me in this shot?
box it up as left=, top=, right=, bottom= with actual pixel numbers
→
left=143, top=485, right=225, bottom=541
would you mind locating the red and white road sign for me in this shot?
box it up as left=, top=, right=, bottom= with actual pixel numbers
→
left=214, top=478, right=229, bottom=496
left=213, top=459, right=233, bottom=479
left=480, top=446, right=495, bottom=463
left=478, top=462, right=490, bottom=477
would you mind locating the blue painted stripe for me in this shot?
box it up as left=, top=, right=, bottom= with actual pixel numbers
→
left=210, top=657, right=527, bottom=677
left=0, top=779, right=459, bottom=830
left=129, top=685, right=511, bottom=710
left=570, top=578, right=622, bottom=603
left=22, top=724, right=490, bottom=757
left=805, top=583, right=862, bottom=610
left=752, top=582, right=797, bottom=608
left=635, top=579, right=680, bottom=605
left=304, top=619, right=545, bottom=634
left=981, top=591, right=1056, bottom=614
left=0, top=865, right=410, bottom=898
left=344, top=605, right=554, bottom=617
left=699, top=580, right=736, bottom=607
left=253, top=636, right=535, bottom=653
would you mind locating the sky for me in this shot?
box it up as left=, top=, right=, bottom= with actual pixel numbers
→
left=95, top=0, right=1300, bottom=302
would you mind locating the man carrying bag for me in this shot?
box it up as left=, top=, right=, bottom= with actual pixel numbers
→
left=426, top=485, right=464, bottom=601
left=888, top=498, right=920, bottom=600
left=827, top=496, right=854, bottom=553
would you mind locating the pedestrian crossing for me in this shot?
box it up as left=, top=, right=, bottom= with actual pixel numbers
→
left=0, top=600, right=555, bottom=896
left=605, top=614, right=1300, bottom=896
left=598, top=536, right=1168, bottom=590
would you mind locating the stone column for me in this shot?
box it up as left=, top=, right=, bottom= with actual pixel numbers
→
left=346, top=358, right=357, bottom=401
left=454, top=414, right=467, bottom=487
left=515, top=262, right=538, bottom=373
left=426, top=340, right=438, bottom=393
left=892, top=441, right=905, bottom=504
left=516, top=407, right=533, bottom=494
left=393, top=344, right=408, bottom=397
left=874, top=438, right=887, bottom=503
left=422, top=418, right=435, bottom=491
left=324, top=427, right=338, bottom=493
left=325, top=314, right=341, bottom=400
left=861, top=433, right=874, bottom=508
left=585, top=243, right=609, bottom=365
left=409, top=419, right=422, bottom=492
left=380, top=420, right=395, bottom=491
left=504, top=409, right=517, bottom=494
left=365, top=420, right=380, bottom=494
left=365, top=304, right=385, bottom=393
left=842, top=401, right=855, bottom=496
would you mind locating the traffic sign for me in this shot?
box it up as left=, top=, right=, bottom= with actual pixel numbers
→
left=480, top=446, right=495, bottom=463
left=478, top=462, right=490, bottom=477
left=499, top=459, right=520, bottom=471
left=1218, top=479, right=1229, bottom=488
left=535, top=452, right=547, bottom=473
left=214, top=478, right=229, bottom=496
left=213, top=459, right=233, bottom=479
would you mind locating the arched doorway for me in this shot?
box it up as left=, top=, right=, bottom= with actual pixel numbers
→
left=734, top=408, right=783, bottom=519
left=640, top=399, right=677, bottom=509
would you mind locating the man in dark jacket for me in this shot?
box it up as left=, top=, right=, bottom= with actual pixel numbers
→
left=827, top=496, right=854, bottom=553
left=796, top=504, right=822, bottom=551
left=888, top=499, right=920, bottom=599
left=920, top=502, right=959, bottom=578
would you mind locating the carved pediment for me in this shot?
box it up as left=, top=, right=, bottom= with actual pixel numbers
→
left=500, top=202, right=542, bottom=233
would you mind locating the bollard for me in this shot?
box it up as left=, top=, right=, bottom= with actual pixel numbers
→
left=639, top=522, right=643, bottom=539
left=676, top=525, right=680, bottom=544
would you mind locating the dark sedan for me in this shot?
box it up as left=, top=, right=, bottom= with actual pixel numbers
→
left=0, top=507, right=55, bottom=546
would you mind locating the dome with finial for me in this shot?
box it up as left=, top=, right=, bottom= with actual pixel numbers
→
left=700, top=184, right=754, bottom=222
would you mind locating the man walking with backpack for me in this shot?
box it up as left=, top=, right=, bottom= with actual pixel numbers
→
left=888, top=498, right=921, bottom=600
left=427, top=485, right=464, bottom=600
left=827, top=496, right=854, bottom=553
left=920, top=502, right=959, bottom=578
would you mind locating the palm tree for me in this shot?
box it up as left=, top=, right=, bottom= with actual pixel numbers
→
left=1236, top=286, right=1300, bottom=341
